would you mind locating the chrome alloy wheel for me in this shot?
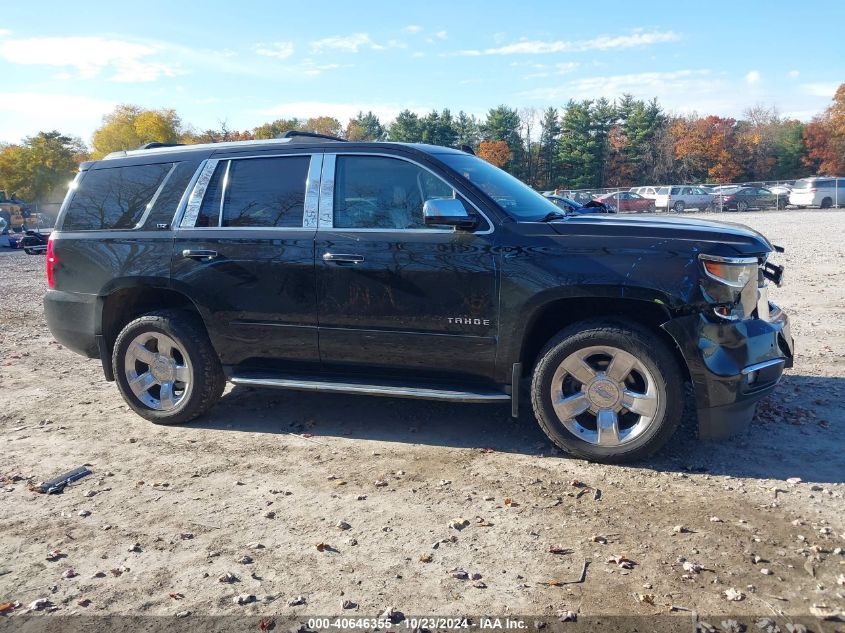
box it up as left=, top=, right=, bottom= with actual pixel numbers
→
left=123, top=332, right=192, bottom=411
left=549, top=345, right=659, bottom=447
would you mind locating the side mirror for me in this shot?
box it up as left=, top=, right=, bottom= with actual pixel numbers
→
left=423, top=199, right=477, bottom=229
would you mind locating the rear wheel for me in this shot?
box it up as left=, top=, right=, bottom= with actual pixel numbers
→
left=530, top=320, right=684, bottom=463
left=112, top=310, right=225, bottom=425
left=736, top=200, right=749, bottom=212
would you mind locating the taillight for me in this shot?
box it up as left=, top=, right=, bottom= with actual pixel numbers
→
left=46, top=235, right=57, bottom=288
left=809, top=188, right=817, bottom=192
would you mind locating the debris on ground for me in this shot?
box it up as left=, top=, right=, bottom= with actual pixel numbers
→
left=34, top=466, right=92, bottom=494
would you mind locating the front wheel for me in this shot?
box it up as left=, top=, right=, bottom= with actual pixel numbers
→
left=673, top=200, right=685, bottom=213
left=112, top=310, right=225, bottom=425
left=530, top=320, right=684, bottom=463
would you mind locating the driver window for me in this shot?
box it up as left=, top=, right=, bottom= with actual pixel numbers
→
left=333, top=155, right=460, bottom=229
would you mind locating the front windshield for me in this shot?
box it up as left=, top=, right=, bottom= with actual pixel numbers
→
left=437, top=153, right=561, bottom=221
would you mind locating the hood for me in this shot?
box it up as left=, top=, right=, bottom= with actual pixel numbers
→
left=545, top=214, right=775, bottom=255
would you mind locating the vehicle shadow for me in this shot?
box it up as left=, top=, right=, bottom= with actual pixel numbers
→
left=190, top=373, right=843, bottom=484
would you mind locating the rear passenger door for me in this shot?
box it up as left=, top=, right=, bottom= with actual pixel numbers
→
left=172, top=153, right=321, bottom=370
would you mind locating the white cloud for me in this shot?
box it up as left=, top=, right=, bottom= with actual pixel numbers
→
left=788, top=70, right=800, bottom=79
left=254, top=41, right=295, bottom=59
left=0, top=92, right=117, bottom=143
left=0, top=36, right=181, bottom=82
left=454, top=30, right=680, bottom=56
left=0, top=29, right=11, bottom=37
left=403, top=25, right=422, bottom=33
left=310, top=33, right=403, bottom=53
left=412, top=51, right=425, bottom=58
left=801, top=82, right=837, bottom=97
left=434, top=30, right=448, bottom=39
left=258, top=101, right=413, bottom=124
left=745, top=70, right=761, bottom=85
left=518, top=69, right=714, bottom=102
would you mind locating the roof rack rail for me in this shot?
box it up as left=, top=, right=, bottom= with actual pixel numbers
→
left=139, top=142, right=185, bottom=150
left=279, top=130, right=347, bottom=142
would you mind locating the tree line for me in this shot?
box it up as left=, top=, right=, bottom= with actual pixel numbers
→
left=1, top=85, right=843, bottom=203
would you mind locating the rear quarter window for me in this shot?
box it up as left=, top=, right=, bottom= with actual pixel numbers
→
left=61, top=163, right=173, bottom=231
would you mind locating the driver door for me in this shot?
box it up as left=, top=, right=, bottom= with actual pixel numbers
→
left=315, top=153, right=499, bottom=382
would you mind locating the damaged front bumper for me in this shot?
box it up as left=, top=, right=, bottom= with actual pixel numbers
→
left=663, top=304, right=794, bottom=439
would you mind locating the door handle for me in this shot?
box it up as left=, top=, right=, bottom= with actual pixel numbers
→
left=182, top=249, right=219, bottom=260
left=322, top=253, right=364, bottom=264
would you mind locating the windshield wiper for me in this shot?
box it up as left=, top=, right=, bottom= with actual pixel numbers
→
left=537, top=211, right=568, bottom=222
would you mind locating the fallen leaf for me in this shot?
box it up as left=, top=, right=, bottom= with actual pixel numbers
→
left=419, top=554, right=433, bottom=563
left=636, top=593, right=655, bottom=605
left=607, top=555, right=635, bottom=569
left=504, top=498, right=519, bottom=507
left=0, top=602, right=18, bottom=614
left=259, top=618, right=276, bottom=631
left=169, top=593, right=184, bottom=600
left=548, top=545, right=571, bottom=555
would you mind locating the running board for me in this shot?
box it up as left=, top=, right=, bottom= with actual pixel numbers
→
left=229, top=373, right=510, bottom=403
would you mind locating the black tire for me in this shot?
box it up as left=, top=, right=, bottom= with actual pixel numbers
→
left=673, top=200, right=685, bottom=213
left=736, top=200, right=749, bottom=212
left=112, top=310, right=225, bottom=425
left=820, top=197, right=832, bottom=209
left=777, top=198, right=787, bottom=210
left=530, top=319, right=684, bottom=463
left=647, top=202, right=656, bottom=213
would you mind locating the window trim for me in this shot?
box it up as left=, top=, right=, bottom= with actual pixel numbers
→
left=321, top=152, right=494, bottom=234
left=175, top=152, right=320, bottom=231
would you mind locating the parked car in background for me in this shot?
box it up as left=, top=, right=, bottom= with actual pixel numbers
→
left=655, top=186, right=713, bottom=212
left=543, top=194, right=614, bottom=214
left=788, top=177, right=845, bottom=208
left=562, top=191, right=596, bottom=205
left=711, top=186, right=784, bottom=211
left=595, top=191, right=655, bottom=213
left=629, top=186, right=660, bottom=200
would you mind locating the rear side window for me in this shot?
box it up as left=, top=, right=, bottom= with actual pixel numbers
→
left=657, top=187, right=669, bottom=194
left=62, top=163, right=173, bottom=231
left=189, top=156, right=309, bottom=228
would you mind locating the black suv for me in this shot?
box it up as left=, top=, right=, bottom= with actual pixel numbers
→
left=44, top=135, right=793, bottom=462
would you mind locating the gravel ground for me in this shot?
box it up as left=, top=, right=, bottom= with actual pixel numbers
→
left=0, top=209, right=843, bottom=628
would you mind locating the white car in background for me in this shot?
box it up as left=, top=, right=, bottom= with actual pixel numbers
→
left=629, top=186, right=660, bottom=200
left=788, top=177, right=845, bottom=208
left=655, top=186, right=713, bottom=212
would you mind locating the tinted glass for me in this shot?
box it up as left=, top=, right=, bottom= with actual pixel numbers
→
left=438, top=153, right=558, bottom=221
left=222, top=156, right=309, bottom=227
left=658, top=187, right=669, bottom=194
left=195, top=163, right=226, bottom=228
left=334, top=155, right=460, bottom=229
left=62, top=163, right=173, bottom=231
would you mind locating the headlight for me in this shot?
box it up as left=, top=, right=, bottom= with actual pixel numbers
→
left=699, top=254, right=757, bottom=288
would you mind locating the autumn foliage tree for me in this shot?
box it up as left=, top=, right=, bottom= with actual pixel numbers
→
left=477, top=140, right=512, bottom=167
left=672, top=115, right=743, bottom=183
left=803, top=83, right=845, bottom=175
left=92, top=105, right=183, bottom=158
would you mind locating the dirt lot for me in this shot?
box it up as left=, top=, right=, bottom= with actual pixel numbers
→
left=1, top=210, right=843, bottom=628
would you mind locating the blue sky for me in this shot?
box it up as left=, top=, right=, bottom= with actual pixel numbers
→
left=0, top=0, right=843, bottom=144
